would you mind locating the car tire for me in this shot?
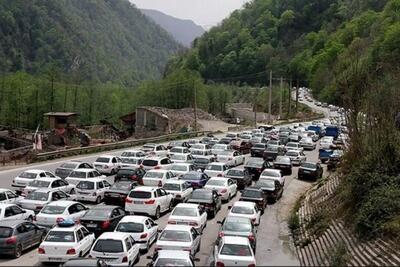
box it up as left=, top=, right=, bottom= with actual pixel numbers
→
left=143, top=240, right=150, bottom=253
left=168, top=201, right=173, bottom=212
left=69, top=188, right=75, bottom=195
left=13, top=244, right=22, bottom=259
left=154, top=206, right=161, bottom=219
left=95, top=196, right=101, bottom=204
left=27, top=216, right=33, bottom=222
left=134, top=252, right=140, bottom=264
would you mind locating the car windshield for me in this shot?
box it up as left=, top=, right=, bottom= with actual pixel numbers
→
left=266, top=146, right=278, bottom=152
left=207, top=180, right=226, bottom=186
left=220, top=244, right=252, bottom=256
left=93, top=240, right=124, bottom=253
left=59, top=163, right=78, bottom=169
left=69, top=171, right=86, bottom=178
left=121, top=158, right=140, bottom=164
left=231, top=206, right=254, bottom=215
left=116, top=222, right=144, bottom=233
left=25, top=191, right=49, bottom=201
left=85, top=209, right=111, bottom=218
left=242, top=190, right=262, bottom=198
left=145, top=172, right=164, bottom=179
left=110, top=182, right=132, bottom=191
left=262, top=170, right=280, bottom=177
left=286, top=151, right=299, bottom=157
left=96, top=157, right=110, bottom=163
left=142, top=160, right=158, bottom=167
left=226, top=169, right=244, bottom=176
left=171, top=165, right=188, bottom=171
left=19, top=172, right=37, bottom=179
left=117, top=169, right=136, bottom=176
left=191, top=144, right=204, bottom=149
left=29, top=180, right=50, bottom=188
left=191, top=190, right=211, bottom=200
left=206, top=165, right=222, bottom=171
left=172, top=207, right=197, bottom=217
left=223, top=220, right=252, bottom=232
left=194, top=158, right=209, bottom=164
left=287, top=143, right=298, bottom=147
left=256, top=179, right=275, bottom=189
left=163, top=183, right=181, bottom=191
left=171, top=154, right=186, bottom=160
left=76, top=181, right=95, bottom=190
left=159, top=230, right=191, bottom=242
left=129, top=191, right=151, bottom=199
left=301, top=163, right=316, bottom=169
left=45, top=231, right=75, bottom=242
left=253, top=144, right=265, bottom=148
left=155, top=259, right=191, bottom=267
left=212, top=145, right=225, bottom=150
left=181, top=173, right=202, bottom=180
left=276, top=156, right=291, bottom=164
left=41, top=205, right=66, bottom=214
left=268, top=141, right=278, bottom=145
left=0, top=227, right=13, bottom=238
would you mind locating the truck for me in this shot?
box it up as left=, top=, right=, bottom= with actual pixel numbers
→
left=319, top=149, right=334, bottom=163
left=325, top=125, right=340, bottom=139
left=307, top=125, right=322, bottom=136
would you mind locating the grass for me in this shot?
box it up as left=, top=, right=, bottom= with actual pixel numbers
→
left=328, top=242, right=348, bottom=266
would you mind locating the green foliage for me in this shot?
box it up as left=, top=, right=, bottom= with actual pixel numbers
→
left=328, top=242, right=348, bottom=266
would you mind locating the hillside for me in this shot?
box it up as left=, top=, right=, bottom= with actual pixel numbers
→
left=141, top=9, right=205, bottom=47
left=0, top=0, right=182, bottom=85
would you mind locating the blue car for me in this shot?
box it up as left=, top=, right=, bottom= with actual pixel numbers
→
left=180, top=172, right=210, bottom=189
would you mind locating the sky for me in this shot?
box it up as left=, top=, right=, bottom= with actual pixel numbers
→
left=130, top=0, right=251, bottom=28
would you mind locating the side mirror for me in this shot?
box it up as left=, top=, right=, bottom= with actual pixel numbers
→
left=227, top=206, right=232, bottom=209
left=194, top=258, right=201, bottom=262
left=22, top=210, right=26, bottom=213
left=216, top=221, right=222, bottom=224
left=157, top=229, right=163, bottom=233
left=146, top=256, right=153, bottom=260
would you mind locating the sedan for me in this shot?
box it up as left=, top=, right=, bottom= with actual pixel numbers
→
left=273, top=156, right=293, bottom=175
left=299, top=137, right=316, bottom=150
left=260, top=168, right=285, bottom=186
left=214, top=236, right=256, bottom=267
left=75, top=179, right=111, bottom=203
left=114, top=167, right=146, bottom=184
left=180, top=172, right=210, bottom=189
left=18, top=189, right=71, bottom=213
left=0, top=204, right=35, bottom=222
left=298, top=162, right=323, bottom=181
left=80, top=206, right=126, bottom=237
left=228, top=201, right=261, bottom=226
left=170, top=153, right=194, bottom=164
left=170, top=163, right=196, bottom=177
left=216, top=216, right=256, bottom=251
left=250, top=143, right=267, bottom=157
left=155, top=225, right=201, bottom=256
left=285, top=142, right=304, bottom=152
left=168, top=203, right=207, bottom=233
left=254, top=179, right=284, bottom=202
left=216, top=150, right=245, bottom=167
left=187, top=189, right=222, bottom=218
left=0, top=189, right=23, bottom=205
left=142, top=170, right=176, bottom=187
left=244, top=158, right=274, bottom=180
left=12, top=170, right=57, bottom=192
left=148, top=250, right=197, bottom=267
left=230, top=140, right=251, bottom=154
left=224, top=167, right=252, bottom=190
left=263, top=145, right=284, bottom=161
left=35, top=201, right=88, bottom=227
left=55, top=161, right=94, bottom=179
left=204, top=162, right=229, bottom=178
left=204, top=178, right=237, bottom=202
left=23, top=178, right=74, bottom=196
left=163, top=180, right=193, bottom=204
left=239, top=187, right=268, bottom=213
left=285, top=150, right=307, bottom=166
left=103, top=181, right=137, bottom=207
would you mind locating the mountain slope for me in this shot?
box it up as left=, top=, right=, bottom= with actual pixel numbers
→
left=141, top=8, right=205, bottom=47
left=0, top=0, right=182, bottom=85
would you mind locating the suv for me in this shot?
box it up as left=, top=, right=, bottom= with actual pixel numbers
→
left=141, top=157, right=173, bottom=171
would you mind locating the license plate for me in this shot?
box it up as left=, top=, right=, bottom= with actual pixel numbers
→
left=48, top=257, right=62, bottom=261
left=86, top=223, right=97, bottom=228
left=134, top=200, right=143, bottom=204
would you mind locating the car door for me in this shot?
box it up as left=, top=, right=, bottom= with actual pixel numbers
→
left=227, top=179, right=237, bottom=195
left=58, top=179, right=71, bottom=193
left=5, top=191, right=19, bottom=204
left=198, top=206, right=207, bottom=228
left=45, top=172, right=56, bottom=178
left=75, top=228, right=86, bottom=255
left=156, top=189, right=167, bottom=211
left=124, top=237, right=135, bottom=262
left=190, top=228, right=201, bottom=254
left=213, top=191, right=221, bottom=210
left=81, top=227, right=94, bottom=253
left=15, top=223, right=31, bottom=249
left=0, top=192, right=7, bottom=204
left=11, top=205, right=26, bottom=220
left=97, top=181, right=105, bottom=198
left=23, top=222, right=41, bottom=245
left=146, top=219, right=158, bottom=242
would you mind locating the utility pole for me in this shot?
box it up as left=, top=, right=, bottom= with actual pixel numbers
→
left=295, top=78, right=299, bottom=113
left=253, top=88, right=259, bottom=128
left=268, top=71, right=272, bottom=123
left=193, top=80, right=197, bottom=131
left=279, top=77, right=283, bottom=119
left=288, top=78, right=292, bottom=117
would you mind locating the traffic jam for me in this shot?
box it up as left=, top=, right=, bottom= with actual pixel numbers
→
left=0, top=105, right=347, bottom=266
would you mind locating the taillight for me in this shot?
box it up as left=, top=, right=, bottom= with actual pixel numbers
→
left=183, top=248, right=192, bottom=252
left=131, top=175, right=137, bottom=180
left=101, top=220, right=111, bottom=229
left=189, top=222, right=198, bottom=227
left=139, top=164, right=144, bottom=168
left=248, top=264, right=256, bottom=267
left=56, top=217, right=64, bottom=223
left=258, top=168, right=262, bottom=173
left=140, top=233, right=148, bottom=239
left=155, top=247, right=162, bottom=251
left=220, top=189, right=227, bottom=193
left=122, top=256, right=128, bottom=263
left=158, top=180, right=162, bottom=187
left=154, top=165, right=161, bottom=169
left=216, top=261, right=225, bottom=267
left=175, top=194, right=181, bottom=198
left=218, top=232, right=224, bottom=238
left=168, top=221, right=177, bottom=225
left=251, top=218, right=256, bottom=224
left=66, top=248, right=76, bottom=255
left=38, top=247, right=45, bottom=254
left=145, top=199, right=155, bottom=204
left=217, top=174, right=222, bottom=177
left=6, top=236, right=17, bottom=244
left=228, top=157, right=233, bottom=160
left=248, top=234, right=256, bottom=242
left=125, top=198, right=133, bottom=203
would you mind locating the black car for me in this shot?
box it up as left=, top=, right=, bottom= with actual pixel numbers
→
left=218, top=137, right=233, bottom=145
left=250, top=143, right=267, bottom=157
left=216, top=216, right=257, bottom=251
left=0, top=220, right=47, bottom=258
left=298, top=162, right=323, bottom=181
left=254, top=179, right=284, bottom=202
left=80, top=206, right=126, bottom=237
left=193, top=157, right=214, bottom=171
left=104, top=181, right=137, bottom=206
left=244, top=158, right=274, bottom=180
left=187, top=189, right=222, bottom=218
left=239, top=187, right=268, bottom=213
left=224, top=167, right=252, bottom=189
left=263, top=145, right=284, bottom=161
left=114, top=167, right=146, bottom=184
left=273, top=156, right=293, bottom=175
left=62, top=259, right=109, bottom=267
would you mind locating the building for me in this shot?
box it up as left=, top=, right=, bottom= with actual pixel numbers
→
left=43, top=112, right=79, bottom=146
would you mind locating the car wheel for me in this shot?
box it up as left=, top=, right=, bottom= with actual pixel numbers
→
left=40, top=233, right=46, bottom=243
left=154, top=206, right=161, bottom=219
left=143, top=240, right=150, bottom=253
left=134, top=252, right=140, bottom=264
left=95, top=196, right=101, bottom=204
left=69, top=188, right=75, bottom=194
left=27, top=216, right=33, bottom=222
left=13, top=244, right=22, bottom=259
left=168, top=201, right=173, bottom=212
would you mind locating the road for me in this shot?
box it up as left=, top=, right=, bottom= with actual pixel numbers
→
left=0, top=96, right=336, bottom=266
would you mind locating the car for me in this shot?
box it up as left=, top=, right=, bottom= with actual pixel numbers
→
left=170, top=153, right=195, bottom=164
left=38, top=220, right=95, bottom=263
left=120, top=158, right=143, bottom=169
left=170, top=163, right=196, bottom=177
left=55, top=161, right=94, bottom=179
left=226, top=132, right=239, bottom=139
left=65, top=168, right=105, bottom=186
left=285, top=142, right=304, bottom=152
left=125, top=186, right=173, bottom=219
left=298, top=162, right=323, bottom=181
left=167, top=141, right=190, bottom=150
left=0, top=220, right=47, bottom=258
left=273, top=156, right=293, bottom=175
left=327, top=150, right=344, bottom=171
left=0, top=189, right=23, bottom=204
left=244, top=158, right=274, bottom=180
left=224, top=167, right=252, bottom=190
left=204, top=162, right=229, bottom=178
left=227, top=201, right=261, bottom=226
left=190, top=149, right=214, bottom=159
left=0, top=204, right=35, bottom=222
left=250, top=143, right=267, bottom=157
left=147, top=250, right=197, bottom=267
left=259, top=168, right=285, bottom=186
left=239, top=187, right=268, bottom=212
left=285, top=150, right=307, bottom=166
left=142, top=143, right=168, bottom=157
left=230, top=140, right=252, bottom=154
left=278, top=132, right=290, bottom=144
left=187, top=189, right=222, bottom=218
left=193, top=157, right=215, bottom=171
left=201, top=136, right=219, bottom=146
left=93, top=155, right=122, bottom=175
left=155, top=225, right=201, bottom=256
left=204, top=177, right=237, bottom=202
left=120, top=150, right=146, bottom=160
left=114, top=215, right=158, bottom=252
left=90, top=232, right=140, bottom=266
left=218, top=137, right=233, bottom=145
left=12, top=169, right=57, bottom=192
left=320, top=136, right=334, bottom=149
left=163, top=180, right=193, bottom=204
left=299, top=137, right=316, bottom=150
left=214, top=236, right=256, bottom=267
left=239, top=134, right=252, bottom=141
left=189, top=143, right=211, bottom=152
left=114, top=167, right=146, bottom=184
left=263, top=145, right=285, bottom=161
left=169, top=146, right=190, bottom=156
left=168, top=203, right=207, bottom=233
left=142, top=169, right=176, bottom=187
left=216, top=150, right=245, bottom=167
left=216, top=216, right=257, bottom=251
left=61, top=259, right=109, bottom=267
left=141, top=156, right=173, bottom=171
left=180, top=171, right=210, bottom=189
left=104, top=181, right=137, bottom=206
left=288, top=134, right=300, bottom=143
left=75, top=178, right=111, bottom=203
left=254, top=179, right=284, bottom=202
left=211, top=144, right=230, bottom=156
left=23, top=177, right=75, bottom=196
left=80, top=206, right=126, bottom=237
left=35, top=201, right=88, bottom=227
left=18, top=189, right=71, bottom=213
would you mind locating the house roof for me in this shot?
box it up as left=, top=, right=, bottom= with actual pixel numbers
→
left=44, top=112, right=78, bottom=117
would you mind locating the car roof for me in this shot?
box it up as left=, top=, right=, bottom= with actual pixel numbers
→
left=228, top=166, right=245, bottom=171
left=88, top=205, right=118, bottom=211
left=33, top=188, right=60, bottom=193
left=175, top=203, right=199, bottom=209
left=0, top=203, right=18, bottom=208
left=122, top=149, right=141, bottom=153
left=33, top=177, right=59, bottom=182
left=146, top=169, right=169, bottom=173
left=132, top=186, right=156, bottom=192
left=263, top=168, right=281, bottom=173
left=209, top=162, right=227, bottom=166
left=170, top=146, right=188, bottom=149
left=163, top=224, right=193, bottom=231
left=79, top=178, right=105, bottom=182
left=225, top=215, right=252, bottom=224
left=51, top=224, right=83, bottom=232
left=221, top=235, right=250, bottom=245
left=165, top=180, right=186, bottom=185
left=0, top=219, right=26, bottom=227
left=71, top=168, right=96, bottom=173
left=119, top=215, right=149, bottom=223
left=20, top=169, right=46, bottom=173
left=157, top=250, right=191, bottom=259
left=172, top=163, right=192, bottom=166
left=233, top=201, right=256, bottom=207
left=96, top=155, right=114, bottom=159
left=208, top=177, right=228, bottom=182
left=98, top=232, right=130, bottom=240
left=45, top=200, right=78, bottom=207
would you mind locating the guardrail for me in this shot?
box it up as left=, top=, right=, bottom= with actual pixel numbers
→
left=33, top=131, right=210, bottom=162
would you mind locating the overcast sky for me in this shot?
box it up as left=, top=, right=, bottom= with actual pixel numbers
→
left=130, top=0, right=251, bottom=28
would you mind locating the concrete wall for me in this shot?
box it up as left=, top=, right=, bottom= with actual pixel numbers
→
left=135, top=108, right=169, bottom=136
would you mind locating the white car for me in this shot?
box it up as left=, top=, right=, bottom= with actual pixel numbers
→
left=285, top=150, right=307, bottom=166
left=168, top=203, right=207, bottom=233
left=190, top=149, right=214, bottom=160
left=23, top=177, right=74, bottom=196
left=216, top=150, right=245, bottom=167
left=285, top=142, right=304, bottom=152
left=0, top=204, right=35, bottom=222
left=204, top=162, right=229, bottom=177
left=163, top=180, right=193, bottom=203
left=260, top=168, right=285, bottom=185
left=38, top=221, right=95, bottom=263
left=125, top=187, right=173, bottom=219
left=299, top=137, right=316, bottom=150
left=155, top=225, right=201, bottom=256
left=228, top=201, right=261, bottom=226
left=170, top=163, right=196, bottom=177
left=204, top=177, right=237, bottom=201
left=18, top=189, right=71, bottom=213
left=320, top=136, right=334, bottom=149
left=54, top=161, right=94, bottom=179
left=65, top=168, right=105, bottom=185
left=211, top=144, right=230, bottom=156
left=120, top=157, right=142, bottom=168
left=141, top=157, right=173, bottom=171
left=0, top=188, right=23, bottom=204
left=142, top=169, right=176, bottom=187
left=115, top=215, right=158, bottom=252
left=93, top=155, right=122, bottom=175
left=170, top=153, right=195, bottom=164
left=189, top=143, right=210, bottom=152
left=90, top=232, right=140, bottom=266
left=151, top=250, right=196, bottom=266
left=142, top=143, right=168, bottom=157
left=12, top=169, right=57, bottom=191
left=35, top=201, right=88, bottom=227
left=120, top=150, right=146, bottom=160
left=214, top=236, right=256, bottom=267
left=75, top=178, right=111, bottom=203
left=169, top=146, right=190, bottom=156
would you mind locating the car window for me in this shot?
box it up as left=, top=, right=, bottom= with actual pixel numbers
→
left=103, top=181, right=111, bottom=187
left=39, top=173, right=46, bottom=177
left=125, top=238, right=132, bottom=251
left=51, top=180, right=60, bottom=188
left=16, top=224, right=26, bottom=233
left=68, top=205, right=78, bottom=214
left=11, top=205, right=23, bottom=214
left=4, top=207, right=13, bottom=217
left=191, top=228, right=198, bottom=239
left=111, top=208, right=120, bottom=218
left=98, top=182, right=104, bottom=189
left=45, top=172, right=56, bottom=178
left=0, top=193, right=6, bottom=201
left=23, top=222, right=36, bottom=232
left=112, top=158, right=117, bottom=163
left=59, top=180, right=68, bottom=186
left=5, top=191, right=17, bottom=199
left=81, top=227, right=90, bottom=237
left=76, top=229, right=84, bottom=241
left=75, top=204, right=86, bottom=212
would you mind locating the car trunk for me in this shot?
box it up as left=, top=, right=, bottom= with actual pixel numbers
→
left=91, top=251, right=124, bottom=265
left=41, top=242, right=75, bottom=257
left=217, top=255, right=254, bottom=266
left=81, top=217, right=109, bottom=231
